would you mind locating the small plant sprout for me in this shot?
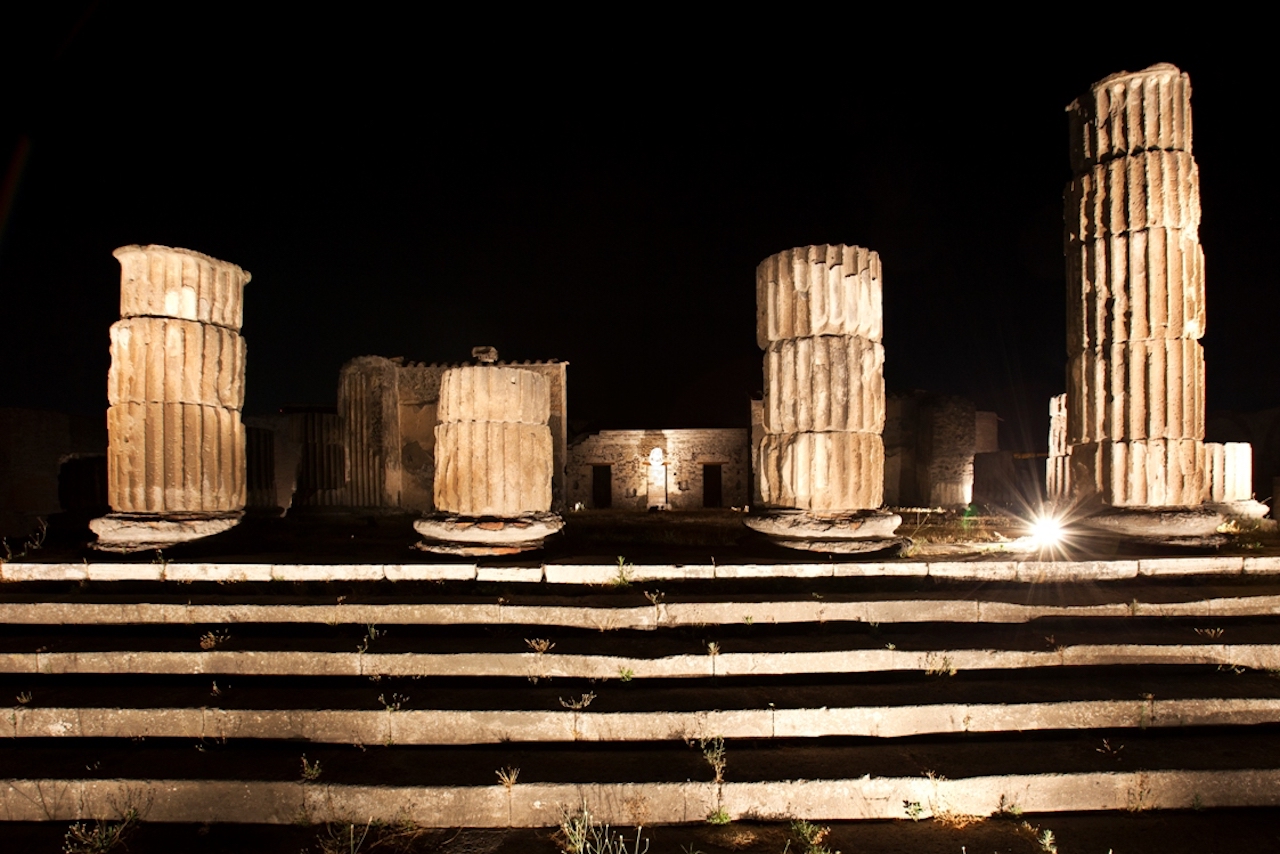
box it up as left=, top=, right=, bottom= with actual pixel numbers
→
left=526, top=638, right=555, bottom=655
left=1195, top=627, right=1225, bottom=639
left=1038, top=828, right=1058, bottom=853
left=558, top=799, right=650, bottom=854
left=903, top=800, right=924, bottom=821
left=199, top=630, right=229, bottom=650
left=789, top=819, right=835, bottom=854
left=15, top=691, right=32, bottom=705
left=618, top=667, right=634, bottom=682
left=378, top=693, right=408, bottom=712
left=496, top=766, right=519, bottom=789
left=300, top=755, right=322, bottom=783
left=743, top=615, right=754, bottom=626
left=699, top=736, right=726, bottom=784
left=706, top=641, right=720, bottom=657
left=706, top=808, right=731, bottom=825
left=560, top=692, right=596, bottom=711
left=644, top=589, right=664, bottom=606
left=924, top=653, right=957, bottom=676
left=612, top=556, right=633, bottom=587
left=1096, top=738, right=1124, bottom=758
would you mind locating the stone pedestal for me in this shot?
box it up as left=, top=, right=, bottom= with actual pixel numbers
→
left=746, top=245, right=901, bottom=552
left=414, top=365, right=563, bottom=554
left=91, top=246, right=250, bottom=551
left=1062, top=65, right=1225, bottom=542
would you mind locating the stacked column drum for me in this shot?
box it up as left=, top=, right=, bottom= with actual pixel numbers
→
left=100, top=247, right=249, bottom=533
left=433, top=366, right=554, bottom=517
left=1064, top=65, right=1209, bottom=508
left=757, top=245, right=885, bottom=513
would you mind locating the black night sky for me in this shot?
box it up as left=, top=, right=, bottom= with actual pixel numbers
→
left=2, top=9, right=1274, bottom=454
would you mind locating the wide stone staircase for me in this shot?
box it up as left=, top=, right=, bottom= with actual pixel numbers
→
left=4, top=538, right=1280, bottom=851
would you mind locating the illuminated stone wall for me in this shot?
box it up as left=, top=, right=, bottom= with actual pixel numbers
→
left=567, top=429, right=750, bottom=511
left=756, top=245, right=885, bottom=512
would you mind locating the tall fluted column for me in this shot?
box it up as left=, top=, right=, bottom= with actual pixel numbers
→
left=746, top=245, right=900, bottom=552
left=415, top=364, right=562, bottom=553
left=1063, top=65, right=1229, bottom=540
left=91, top=245, right=250, bottom=550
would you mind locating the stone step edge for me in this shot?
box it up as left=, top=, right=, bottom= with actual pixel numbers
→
left=2, top=644, right=1277, bottom=678
left=2, top=595, right=1278, bottom=627
left=2, top=769, right=1276, bottom=824
left=5, top=555, right=1279, bottom=584
left=7, top=697, right=1278, bottom=743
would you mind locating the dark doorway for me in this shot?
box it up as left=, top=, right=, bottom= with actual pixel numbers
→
left=57, top=455, right=107, bottom=514
left=702, top=464, right=723, bottom=508
left=592, top=465, right=612, bottom=508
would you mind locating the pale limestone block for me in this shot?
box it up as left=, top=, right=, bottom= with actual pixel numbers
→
left=756, top=244, right=883, bottom=346
left=1204, top=442, right=1253, bottom=503
left=433, top=421, right=553, bottom=516
left=1066, top=227, right=1205, bottom=351
left=1067, top=63, right=1192, bottom=173
left=1048, top=393, right=1069, bottom=456
left=762, top=335, right=885, bottom=433
left=1069, top=439, right=1205, bottom=507
left=108, top=318, right=246, bottom=409
left=1067, top=150, right=1200, bottom=241
left=114, top=244, right=250, bottom=329
left=106, top=402, right=245, bottom=512
left=437, top=365, right=550, bottom=425
left=758, top=431, right=884, bottom=511
left=1067, top=338, right=1205, bottom=444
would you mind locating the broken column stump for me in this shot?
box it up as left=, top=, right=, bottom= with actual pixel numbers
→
left=414, top=364, right=563, bottom=554
left=744, top=245, right=901, bottom=553
left=1063, top=64, right=1232, bottom=544
left=90, top=245, right=250, bottom=551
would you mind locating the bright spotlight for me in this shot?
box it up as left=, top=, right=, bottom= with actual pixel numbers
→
left=1031, top=516, right=1063, bottom=548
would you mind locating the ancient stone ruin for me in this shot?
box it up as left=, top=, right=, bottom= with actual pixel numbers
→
left=414, top=359, right=563, bottom=554
left=745, top=245, right=901, bottom=551
left=567, top=428, right=750, bottom=510
left=1061, top=64, right=1241, bottom=541
left=90, top=246, right=250, bottom=550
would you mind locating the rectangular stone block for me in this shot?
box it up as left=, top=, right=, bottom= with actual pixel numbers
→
left=756, top=244, right=882, bottom=346
left=763, top=335, right=885, bottom=433
left=1067, top=64, right=1192, bottom=173
left=1066, top=227, right=1205, bottom=351
left=1069, top=439, right=1205, bottom=507
left=758, top=431, right=883, bottom=511
left=434, top=422, right=553, bottom=516
left=1205, top=442, right=1253, bottom=503
left=108, top=317, right=245, bottom=409
left=1048, top=393, right=1068, bottom=456
left=1067, top=150, right=1199, bottom=241
left=1067, top=338, right=1204, bottom=444
left=107, top=402, right=245, bottom=512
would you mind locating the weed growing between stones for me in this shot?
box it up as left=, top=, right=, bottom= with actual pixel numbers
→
left=199, top=629, right=229, bottom=650
left=787, top=818, right=838, bottom=854
left=555, top=800, right=649, bottom=854
left=300, top=754, right=323, bottom=783
left=63, top=811, right=138, bottom=854
left=1, top=517, right=46, bottom=563
left=612, top=557, right=633, bottom=587
left=705, top=808, right=731, bottom=825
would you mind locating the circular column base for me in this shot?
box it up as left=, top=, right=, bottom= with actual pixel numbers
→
left=1081, top=506, right=1228, bottom=547
left=90, top=512, right=243, bottom=552
left=744, top=509, right=903, bottom=554
left=413, top=512, right=564, bottom=556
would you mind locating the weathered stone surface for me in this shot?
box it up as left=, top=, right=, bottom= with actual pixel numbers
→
left=434, top=421, right=553, bottom=517
left=744, top=509, right=901, bottom=551
left=758, top=432, right=884, bottom=511
left=88, top=512, right=242, bottom=551
left=763, top=336, right=885, bottom=433
left=107, top=317, right=245, bottom=409
left=414, top=513, right=563, bottom=555
left=106, top=402, right=245, bottom=512
left=1069, top=439, right=1205, bottom=507
left=114, top=244, right=250, bottom=329
left=756, top=245, right=882, bottom=346
left=1066, top=227, right=1205, bottom=351
left=1067, top=150, right=1199, bottom=241
left=1083, top=505, right=1225, bottom=539
left=1205, top=442, right=1253, bottom=503
left=437, top=366, right=550, bottom=425
left=1067, top=63, right=1192, bottom=173
left=1047, top=394, right=1070, bottom=501
left=1067, top=338, right=1204, bottom=444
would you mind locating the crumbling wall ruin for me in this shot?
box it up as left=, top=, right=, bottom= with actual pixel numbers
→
left=567, top=429, right=749, bottom=511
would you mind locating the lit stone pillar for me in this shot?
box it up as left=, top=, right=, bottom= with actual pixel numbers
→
left=91, top=245, right=250, bottom=550
left=745, top=245, right=900, bottom=552
left=1063, top=65, right=1228, bottom=541
left=1046, top=394, right=1070, bottom=503
left=415, top=364, right=563, bottom=553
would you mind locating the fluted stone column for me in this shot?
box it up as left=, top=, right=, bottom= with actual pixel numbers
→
left=1046, top=393, right=1070, bottom=503
left=91, top=245, right=250, bottom=550
left=745, top=245, right=900, bottom=552
left=414, top=364, right=562, bottom=554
